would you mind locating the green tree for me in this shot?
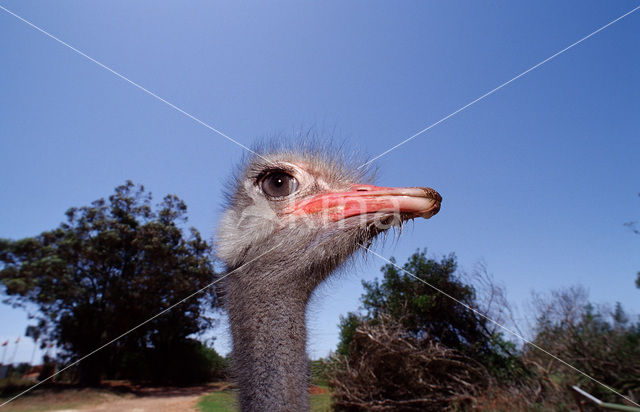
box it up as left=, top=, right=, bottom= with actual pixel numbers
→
left=350, top=250, right=521, bottom=377
left=335, top=313, right=361, bottom=356
left=330, top=250, right=528, bottom=410
left=0, top=181, right=220, bottom=385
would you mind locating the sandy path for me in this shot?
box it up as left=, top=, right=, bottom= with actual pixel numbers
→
left=67, top=386, right=218, bottom=412
left=1, top=384, right=230, bottom=412
left=70, top=393, right=204, bottom=411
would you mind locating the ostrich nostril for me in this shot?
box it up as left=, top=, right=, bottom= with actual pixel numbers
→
left=354, top=185, right=372, bottom=192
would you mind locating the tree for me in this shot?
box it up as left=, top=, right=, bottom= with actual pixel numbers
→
left=358, top=250, right=520, bottom=376
left=25, top=324, right=42, bottom=365
left=527, top=286, right=640, bottom=403
left=335, top=312, right=361, bottom=357
left=330, top=250, right=527, bottom=410
left=0, top=181, right=220, bottom=385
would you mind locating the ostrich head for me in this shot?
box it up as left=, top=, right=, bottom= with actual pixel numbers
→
left=216, top=144, right=441, bottom=411
left=217, top=147, right=440, bottom=287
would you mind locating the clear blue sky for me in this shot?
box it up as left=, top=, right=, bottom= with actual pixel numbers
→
left=1, top=1, right=639, bottom=363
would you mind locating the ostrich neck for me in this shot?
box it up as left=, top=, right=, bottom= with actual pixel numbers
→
left=226, top=264, right=314, bottom=412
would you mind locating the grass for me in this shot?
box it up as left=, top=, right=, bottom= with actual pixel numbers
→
left=197, top=391, right=238, bottom=412
left=310, top=388, right=332, bottom=411
left=197, top=386, right=332, bottom=412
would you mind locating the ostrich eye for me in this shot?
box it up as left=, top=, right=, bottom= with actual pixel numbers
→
left=261, top=172, right=299, bottom=198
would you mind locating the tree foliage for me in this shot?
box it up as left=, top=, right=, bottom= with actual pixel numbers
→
left=330, top=250, right=527, bottom=410
left=526, top=286, right=640, bottom=403
left=0, top=181, right=221, bottom=385
left=339, top=250, right=522, bottom=378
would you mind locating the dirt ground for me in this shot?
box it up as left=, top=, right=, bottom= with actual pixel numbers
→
left=71, top=386, right=215, bottom=412
left=1, top=382, right=232, bottom=412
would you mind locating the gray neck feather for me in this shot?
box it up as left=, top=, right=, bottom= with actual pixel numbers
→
left=225, top=262, right=316, bottom=412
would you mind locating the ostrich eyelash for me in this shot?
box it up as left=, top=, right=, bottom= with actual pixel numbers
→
left=252, top=167, right=297, bottom=185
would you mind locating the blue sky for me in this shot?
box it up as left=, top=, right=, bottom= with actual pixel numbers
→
left=1, top=1, right=639, bottom=363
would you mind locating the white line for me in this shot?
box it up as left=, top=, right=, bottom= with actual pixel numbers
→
left=359, top=5, right=640, bottom=168
left=360, top=244, right=640, bottom=408
left=0, top=245, right=277, bottom=408
left=0, top=4, right=267, bottom=162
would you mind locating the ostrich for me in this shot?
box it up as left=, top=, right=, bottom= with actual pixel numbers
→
left=216, top=145, right=441, bottom=411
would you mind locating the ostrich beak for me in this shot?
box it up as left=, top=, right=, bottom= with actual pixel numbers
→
left=288, top=184, right=442, bottom=222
